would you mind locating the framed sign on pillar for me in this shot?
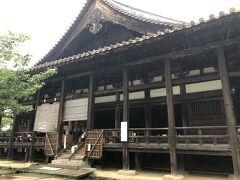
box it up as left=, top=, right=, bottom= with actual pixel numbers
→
left=121, top=121, right=128, bottom=142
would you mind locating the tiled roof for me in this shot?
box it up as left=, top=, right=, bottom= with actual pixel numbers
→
left=36, top=0, right=184, bottom=66
left=30, top=8, right=239, bottom=72
left=102, top=0, right=184, bottom=26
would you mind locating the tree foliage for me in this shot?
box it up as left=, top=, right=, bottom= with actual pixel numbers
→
left=0, top=31, right=56, bottom=120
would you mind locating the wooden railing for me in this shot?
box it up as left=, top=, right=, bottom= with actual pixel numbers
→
left=0, top=132, right=45, bottom=147
left=0, top=132, right=11, bottom=145
left=103, top=126, right=237, bottom=146
left=33, top=136, right=45, bottom=147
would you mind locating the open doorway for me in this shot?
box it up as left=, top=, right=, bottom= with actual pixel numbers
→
left=63, top=120, right=87, bottom=144
left=94, top=109, right=115, bottom=129
left=151, top=104, right=182, bottom=128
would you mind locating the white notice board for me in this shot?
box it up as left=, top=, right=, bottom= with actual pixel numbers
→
left=121, top=122, right=128, bottom=142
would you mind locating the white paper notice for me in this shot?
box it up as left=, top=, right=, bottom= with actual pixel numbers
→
left=87, top=144, right=91, bottom=151
left=121, top=122, right=128, bottom=142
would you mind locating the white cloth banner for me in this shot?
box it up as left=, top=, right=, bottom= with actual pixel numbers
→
left=34, top=102, right=60, bottom=132
left=63, top=98, right=88, bottom=121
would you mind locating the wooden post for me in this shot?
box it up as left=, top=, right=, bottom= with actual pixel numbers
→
left=7, top=117, right=17, bottom=160
left=25, top=148, right=29, bottom=162
left=115, top=93, right=121, bottom=129
left=145, top=89, right=152, bottom=128
left=57, top=79, right=66, bottom=151
left=58, top=79, right=66, bottom=132
left=135, top=152, right=141, bottom=170
left=145, top=89, right=152, bottom=141
left=122, top=65, right=129, bottom=170
left=87, top=71, right=95, bottom=130
left=217, top=47, right=240, bottom=179
left=29, top=90, right=41, bottom=162
left=180, top=82, right=189, bottom=135
left=164, top=59, right=178, bottom=175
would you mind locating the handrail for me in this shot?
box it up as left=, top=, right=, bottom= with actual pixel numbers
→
left=87, top=130, right=103, bottom=158
left=46, top=133, right=54, bottom=155
left=68, top=142, right=84, bottom=160
left=103, top=126, right=230, bottom=145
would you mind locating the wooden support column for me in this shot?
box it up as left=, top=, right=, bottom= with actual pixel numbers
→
left=217, top=47, right=240, bottom=179
left=87, top=72, right=95, bottom=130
left=25, top=149, right=29, bottom=162
left=164, top=59, right=178, bottom=175
left=7, top=117, right=17, bottom=160
left=145, top=89, right=151, bottom=144
left=115, top=93, right=121, bottom=129
left=58, top=79, right=66, bottom=132
left=122, top=65, right=129, bottom=170
left=180, top=82, right=189, bottom=130
left=135, top=152, right=141, bottom=170
left=57, top=79, right=66, bottom=152
left=29, top=90, right=41, bottom=162
left=145, top=89, right=152, bottom=128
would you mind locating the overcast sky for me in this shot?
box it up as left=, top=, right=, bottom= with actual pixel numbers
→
left=1, top=0, right=240, bottom=66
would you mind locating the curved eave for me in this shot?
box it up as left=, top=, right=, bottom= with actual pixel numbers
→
left=29, top=10, right=240, bottom=73
left=36, top=0, right=184, bottom=66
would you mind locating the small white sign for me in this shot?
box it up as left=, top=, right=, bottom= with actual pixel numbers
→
left=63, top=135, right=66, bottom=149
left=121, top=122, right=128, bottom=142
left=87, top=144, right=91, bottom=151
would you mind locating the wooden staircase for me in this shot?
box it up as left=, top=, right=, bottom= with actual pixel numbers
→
left=50, top=142, right=87, bottom=169
left=44, top=132, right=59, bottom=156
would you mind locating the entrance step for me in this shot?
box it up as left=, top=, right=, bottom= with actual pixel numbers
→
left=50, top=158, right=89, bottom=169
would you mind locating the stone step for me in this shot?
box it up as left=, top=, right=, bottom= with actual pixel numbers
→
left=50, top=158, right=89, bottom=169
left=48, top=163, right=80, bottom=170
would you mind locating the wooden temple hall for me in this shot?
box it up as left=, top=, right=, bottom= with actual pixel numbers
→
left=2, top=0, right=240, bottom=178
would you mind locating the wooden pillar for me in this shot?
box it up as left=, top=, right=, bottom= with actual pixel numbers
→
left=217, top=47, right=240, bottom=179
left=122, top=65, right=129, bottom=170
left=58, top=79, right=66, bottom=132
left=135, top=152, right=141, bottom=170
left=180, top=82, right=189, bottom=129
left=145, top=89, right=152, bottom=128
left=87, top=72, right=95, bottom=130
left=164, top=59, right=178, bottom=175
left=7, top=117, right=17, bottom=160
left=29, top=90, right=41, bottom=162
left=25, top=148, right=29, bottom=162
left=115, top=93, right=121, bottom=129
left=56, top=79, right=66, bottom=151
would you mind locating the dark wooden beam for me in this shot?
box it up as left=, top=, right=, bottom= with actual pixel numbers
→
left=180, top=81, right=189, bottom=129
left=122, top=65, right=129, bottom=170
left=165, top=59, right=178, bottom=175
left=21, top=70, right=240, bottom=106
left=46, top=71, right=90, bottom=82
left=217, top=46, right=240, bottom=179
left=126, top=37, right=240, bottom=67
left=129, top=73, right=220, bottom=92
left=115, top=93, right=121, bottom=129
left=144, top=89, right=152, bottom=129
left=87, top=72, right=95, bottom=129
left=57, top=79, right=66, bottom=132
left=95, top=88, right=122, bottom=96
